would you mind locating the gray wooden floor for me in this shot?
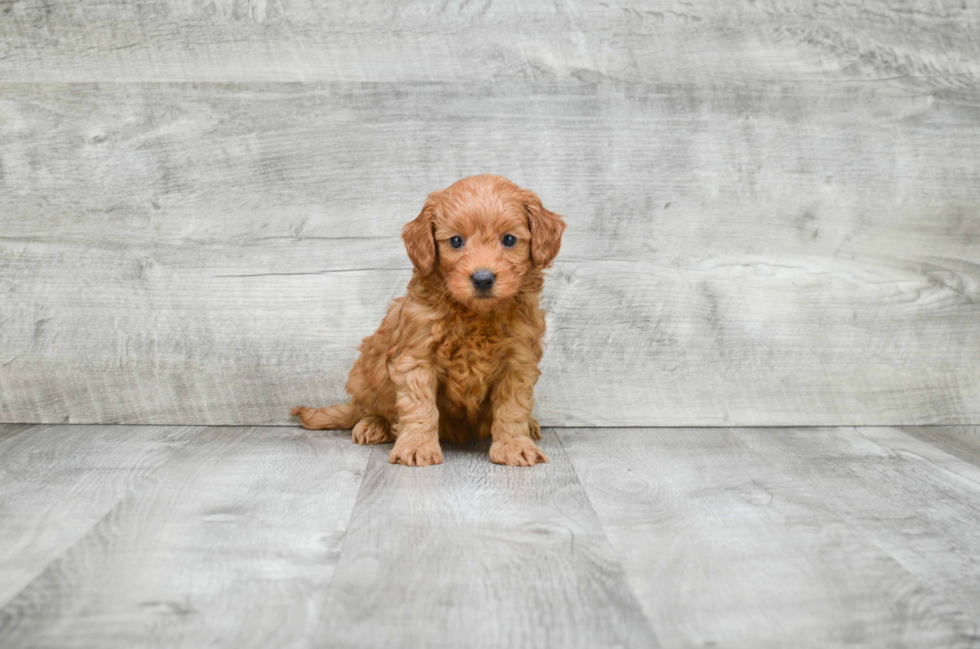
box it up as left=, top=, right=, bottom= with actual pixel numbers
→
left=1, top=424, right=979, bottom=648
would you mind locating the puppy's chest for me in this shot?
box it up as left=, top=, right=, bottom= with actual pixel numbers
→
left=433, top=319, right=510, bottom=404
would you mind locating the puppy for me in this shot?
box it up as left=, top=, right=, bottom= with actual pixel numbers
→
left=291, top=174, right=565, bottom=466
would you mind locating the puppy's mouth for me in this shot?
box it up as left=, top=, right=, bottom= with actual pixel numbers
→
left=466, top=289, right=500, bottom=310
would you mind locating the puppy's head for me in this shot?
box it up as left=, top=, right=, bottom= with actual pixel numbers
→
left=403, top=175, right=565, bottom=312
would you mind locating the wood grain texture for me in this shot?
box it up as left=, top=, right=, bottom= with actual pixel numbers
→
left=2, top=79, right=979, bottom=426
left=0, top=1, right=978, bottom=85
left=0, top=424, right=202, bottom=608
left=901, top=426, right=980, bottom=467
left=0, top=424, right=37, bottom=444
left=558, top=427, right=978, bottom=648
left=3, top=425, right=980, bottom=647
left=0, top=426, right=372, bottom=649
left=320, top=429, right=658, bottom=649
left=734, top=426, right=980, bottom=633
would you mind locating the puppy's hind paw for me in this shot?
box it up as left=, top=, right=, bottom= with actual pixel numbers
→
left=490, top=437, right=549, bottom=466
left=352, top=416, right=395, bottom=445
left=528, top=417, right=542, bottom=440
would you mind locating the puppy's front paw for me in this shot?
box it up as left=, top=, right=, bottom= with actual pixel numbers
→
left=389, top=438, right=443, bottom=466
left=490, top=437, right=549, bottom=466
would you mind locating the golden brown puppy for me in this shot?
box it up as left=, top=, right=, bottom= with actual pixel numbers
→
left=291, top=175, right=565, bottom=466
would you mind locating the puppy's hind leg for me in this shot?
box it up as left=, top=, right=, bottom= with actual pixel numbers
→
left=352, top=415, right=395, bottom=445
left=528, top=416, right=542, bottom=440
left=290, top=403, right=361, bottom=430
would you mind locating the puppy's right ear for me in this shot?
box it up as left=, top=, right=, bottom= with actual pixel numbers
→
left=402, top=192, right=439, bottom=275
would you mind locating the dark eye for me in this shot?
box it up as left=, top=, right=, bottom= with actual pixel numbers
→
left=502, top=234, right=517, bottom=248
left=449, top=236, right=464, bottom=249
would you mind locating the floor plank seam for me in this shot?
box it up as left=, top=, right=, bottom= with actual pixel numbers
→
left=551, top=427, right=664, bottom=643
left=857, top=427, right=980, bottom=488
left=0, top=425, right=39, bottom=447
left=0, top=425, right=208, bottom=612
left=314, top=440, right=378, bottom=611
left=728, top=428, right=980, bottom=641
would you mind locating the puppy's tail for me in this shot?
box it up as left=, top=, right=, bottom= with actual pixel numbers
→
left=290, top=403, right=362, bottom=430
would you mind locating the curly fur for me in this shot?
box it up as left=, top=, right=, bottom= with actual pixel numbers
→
left=292, top=175, right=565, bottom=466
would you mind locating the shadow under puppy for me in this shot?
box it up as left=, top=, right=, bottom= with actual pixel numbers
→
left=292, top=174, right=565, bottom=466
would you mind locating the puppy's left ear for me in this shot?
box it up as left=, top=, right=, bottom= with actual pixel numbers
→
left=402, top=192, right=440, bottom=275
left=523, top=189, right=566, bottom=268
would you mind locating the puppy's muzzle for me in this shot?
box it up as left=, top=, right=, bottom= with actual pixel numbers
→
left=471, top=270, right=496, bottom=294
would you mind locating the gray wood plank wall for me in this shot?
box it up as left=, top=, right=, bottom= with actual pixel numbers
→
left=1, top=1, right=979, bottom=426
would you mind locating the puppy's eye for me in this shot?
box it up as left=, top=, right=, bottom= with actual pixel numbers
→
left=449, top=236, right=464, bottom=249
left=502, top=234, right=517, bottom=248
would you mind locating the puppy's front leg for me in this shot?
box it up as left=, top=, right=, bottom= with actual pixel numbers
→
left=389, top=357, right=442, bottom=466
left=489, top=364, right=549, bottom=467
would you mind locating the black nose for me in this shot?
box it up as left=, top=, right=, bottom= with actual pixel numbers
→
left=471, top=270, right=495, bottom=291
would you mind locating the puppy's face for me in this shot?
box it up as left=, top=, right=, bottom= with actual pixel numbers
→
left=403, top=175, right=565, bottom=312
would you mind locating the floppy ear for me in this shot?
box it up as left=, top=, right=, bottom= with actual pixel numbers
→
left=402, top=193, right=439, bottom=275
left=523, top=189, right=566, bottom=268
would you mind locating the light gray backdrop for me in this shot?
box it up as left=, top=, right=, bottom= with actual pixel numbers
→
left=1, top=1, right=978, bottom=426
